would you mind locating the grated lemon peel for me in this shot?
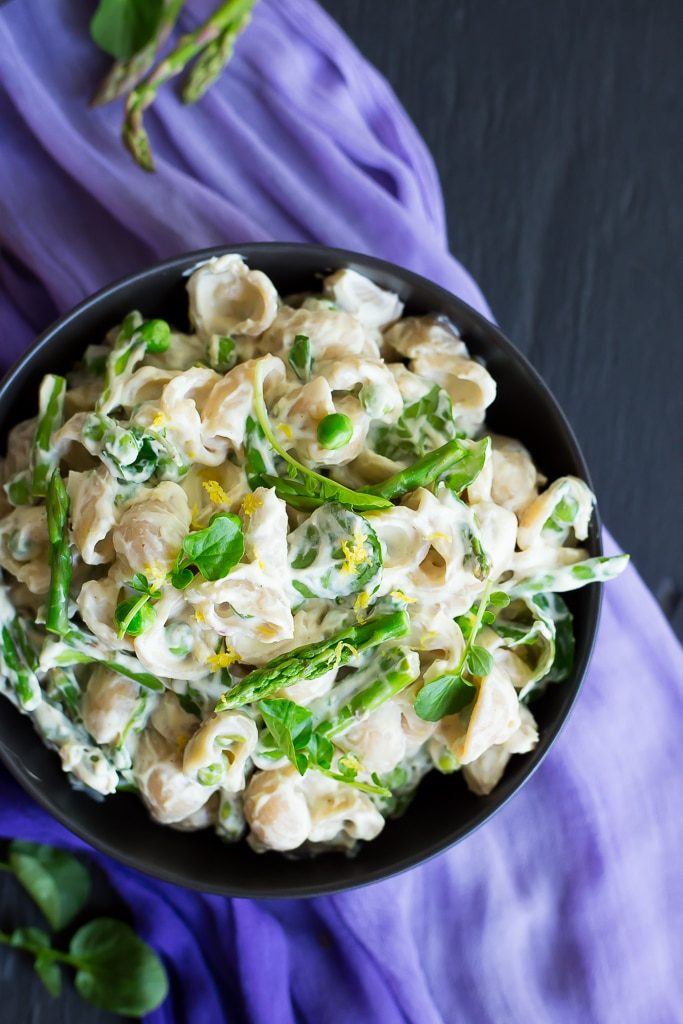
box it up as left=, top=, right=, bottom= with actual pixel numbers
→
left=202, top=479, right=230, bottom=505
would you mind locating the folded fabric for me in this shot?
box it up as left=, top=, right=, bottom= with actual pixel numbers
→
left=0, top=2, right=681, bottom=1023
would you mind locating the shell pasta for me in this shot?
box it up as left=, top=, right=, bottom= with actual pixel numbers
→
left=0, top=256, right=627, bottom=855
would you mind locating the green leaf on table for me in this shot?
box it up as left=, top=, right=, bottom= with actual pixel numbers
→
left=413, top=672, right=476, bottom=722
left=34, top=951, right=62, bottom=998
left=8, top=841, right=91, bottom=930
left=171, top=512, right=244, bottom=588
left=70, top=918, right=168, bottom=1017
left=91, top=0, right=165, bottom=60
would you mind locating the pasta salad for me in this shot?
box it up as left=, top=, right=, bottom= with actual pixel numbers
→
left=0, top=255, right=627, bottom=854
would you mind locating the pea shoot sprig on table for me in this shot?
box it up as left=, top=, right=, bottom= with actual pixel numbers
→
left=89, top=0, right=257, bottom=171
left=0, top=840, right=168, bottom=1018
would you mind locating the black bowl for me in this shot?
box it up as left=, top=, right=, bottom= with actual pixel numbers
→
left=0, top=244, right=601, bottom=897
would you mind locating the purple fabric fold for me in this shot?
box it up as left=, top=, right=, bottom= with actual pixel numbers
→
left=0, top=2, right=681, bottom=1022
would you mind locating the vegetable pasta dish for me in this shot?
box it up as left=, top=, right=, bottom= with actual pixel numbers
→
left=0, top=255, right=627, bottom=855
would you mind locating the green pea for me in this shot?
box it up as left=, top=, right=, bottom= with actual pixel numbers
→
left=140, top=319, right=171, bottom=353
left=197, top=763, right=224, bottom=786
left=114, top=597, right=157, bottom=637
left=316, top=413, right=353, bottom=450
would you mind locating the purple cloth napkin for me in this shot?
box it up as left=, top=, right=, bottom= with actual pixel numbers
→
left=1, top=2, right=682, bottom=1022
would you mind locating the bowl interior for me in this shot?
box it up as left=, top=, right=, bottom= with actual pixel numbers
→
left=0, top=244, right=601, bottom=897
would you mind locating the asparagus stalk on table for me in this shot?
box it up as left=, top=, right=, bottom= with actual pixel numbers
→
left=216, top=611, right=410, bottom=711
left=91, top=0, right=187, bottom=107
left=123, top=0, right=257, bottom=171
left=182, top=7, right=253, bottom=104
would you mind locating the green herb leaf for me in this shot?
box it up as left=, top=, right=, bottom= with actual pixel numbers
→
left=91, top=0, right=165, bottom=60
left=8, top=841, right=91, bottom=930
left=70, top=918, right=168, bottom=1017
left=258, top=699, right=313, bottom=775
left=171, top=512, right=244, bottom=586
left=413, top=672, right=476, bottom=721
left=465, top=644, right=493, bottom=677
left=34, top=951, right=62, bottom=997
left=288, top=334, right=312, bottom=381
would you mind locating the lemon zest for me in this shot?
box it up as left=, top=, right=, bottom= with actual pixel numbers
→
left=427, top=531, right=449, bottom=542
left=353, top=591, right=370, bottom=620
left=143, top=562, right=168, bottom=591
left=190, top=503, right=203, bottom=529
left=257, top=623, right=280, bottom=639
left=207, top=646, right=240, bottom=671
left=390, top=589, right=416, bottom=604
left=334, top=641, right=358, bottom=667
left=419, top=630, right=439, bottom=650
left=276, top=423, right=293, bottom=440
left=151, top=412, right=166, bottom=429
left=242, top=493, right=263, bottom=517
left=202, top=479, right=230, bottom=505
left=194, top=609, right=206, bottom=624
left=341, top=525, right=370, bottom=576
left=187, top=448, right=197, bottom=460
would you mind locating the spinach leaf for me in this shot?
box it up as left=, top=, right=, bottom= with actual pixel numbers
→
left=288, top=502, right=383, bottom=599
left=70, top=918, right=168, bottom=1017
left=372, top=385, right=457, bottom=461
left=8, top=841, right=91, bottom=930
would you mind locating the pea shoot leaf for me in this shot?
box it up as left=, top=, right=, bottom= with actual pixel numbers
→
left=413, top=672, right=476, bottom=722
left=171, top=513, right=245, bottom=588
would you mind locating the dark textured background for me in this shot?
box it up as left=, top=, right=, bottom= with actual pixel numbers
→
left=1, top=2, right=681, bottom=1021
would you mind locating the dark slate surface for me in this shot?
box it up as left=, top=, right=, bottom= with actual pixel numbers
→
left=1, top=2, right=681, bottom=1022
left=321, top=0, right=683, bottom=638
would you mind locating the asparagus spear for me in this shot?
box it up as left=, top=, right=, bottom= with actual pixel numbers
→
left=123, top=0, right=257, bottom=171
left=91, top=0, right=186, bottom=107
left=45, top=473, right=72, bottom=638
left=1, top=621, right=41, bottom=710
left=317, top=647, right=420, bottom=738
left=216, top=610, right=410, bottom=711
left=31, top=375, right=66, bottom=498
left=182, top=6, right=252, bottom=104
left=362, top=438, right=484, bottom=502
